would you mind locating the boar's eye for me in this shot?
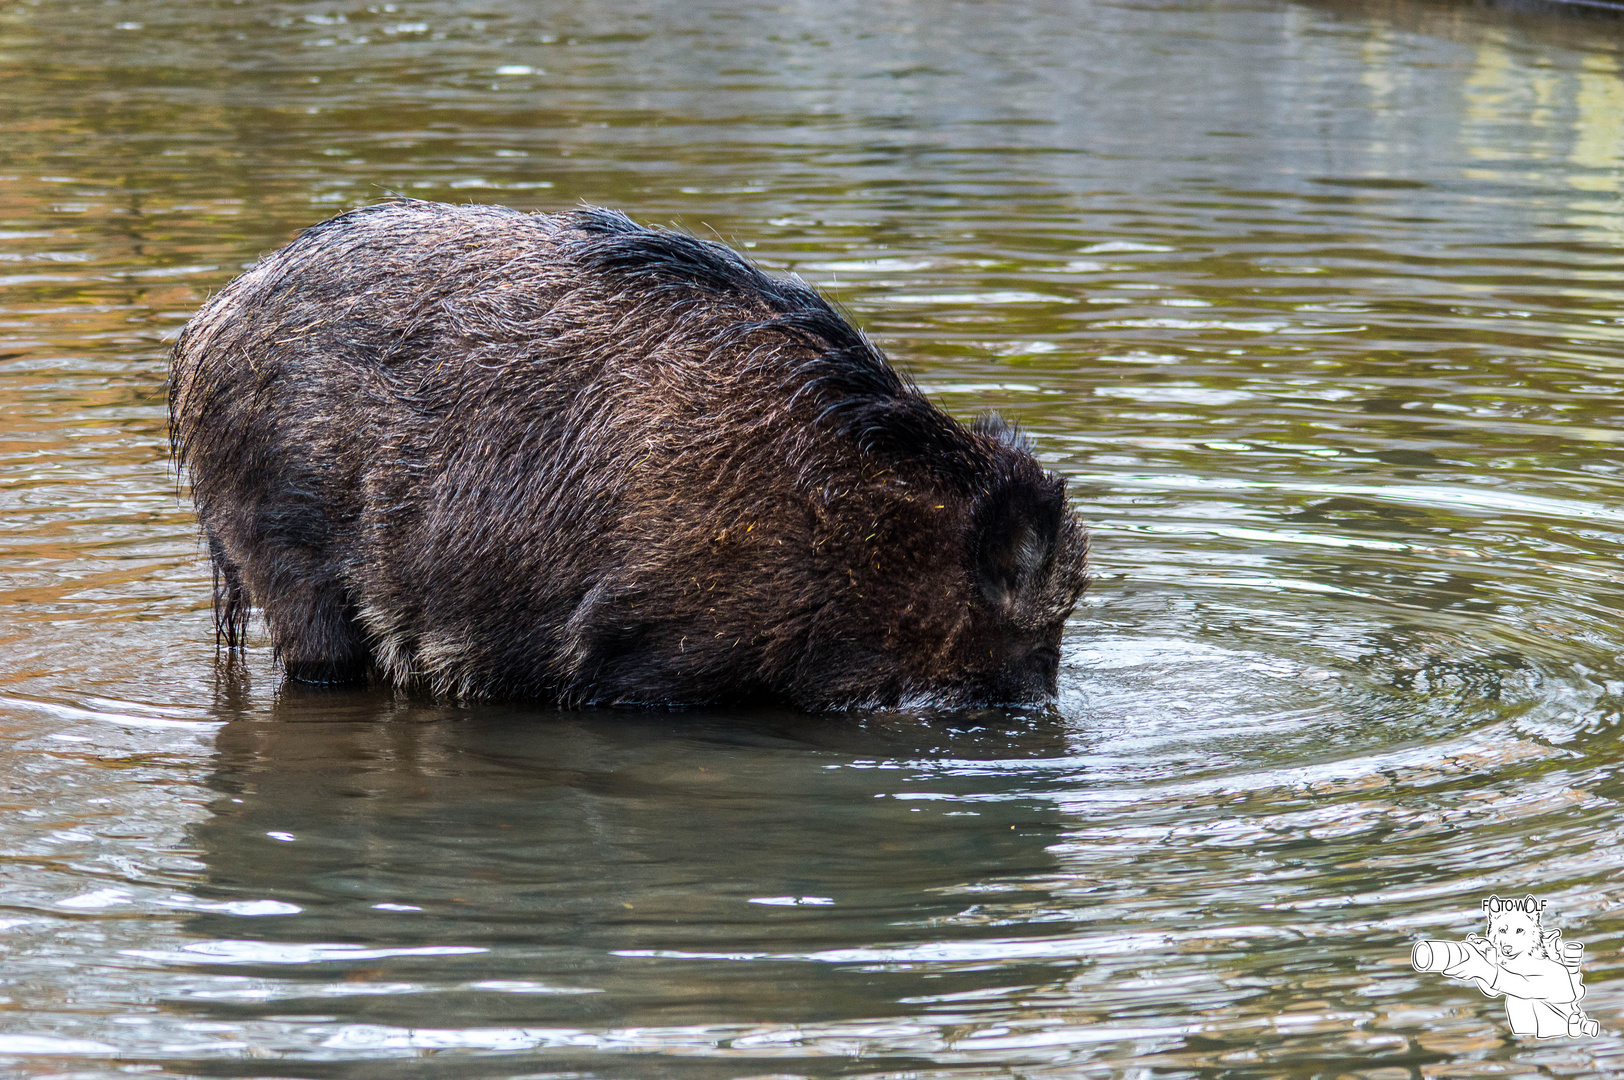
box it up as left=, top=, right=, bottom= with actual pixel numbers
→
left=1028, top=643, right=1060, bottom=686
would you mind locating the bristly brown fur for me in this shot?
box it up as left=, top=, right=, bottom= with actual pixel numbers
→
left=169, top=200, right=1089, bottom=708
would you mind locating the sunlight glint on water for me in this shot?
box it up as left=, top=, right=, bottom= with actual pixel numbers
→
left=1, top=0, right=1624, bottom=1076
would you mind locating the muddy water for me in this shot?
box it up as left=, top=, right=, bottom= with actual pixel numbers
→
left=3, top=0, right=1624, bottom=1075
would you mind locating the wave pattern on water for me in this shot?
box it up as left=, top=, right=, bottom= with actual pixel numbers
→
left=2, top=0, right=1624, bottom=1076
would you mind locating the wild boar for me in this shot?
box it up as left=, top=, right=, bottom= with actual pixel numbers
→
left=169, top=200, right=1087, bottom=709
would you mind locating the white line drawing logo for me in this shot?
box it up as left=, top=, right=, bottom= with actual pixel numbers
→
left=1412, top=894, right=1600, bottom=1039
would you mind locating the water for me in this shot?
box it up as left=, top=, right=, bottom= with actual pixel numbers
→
left=2, top=0, right=1623, bottom=1074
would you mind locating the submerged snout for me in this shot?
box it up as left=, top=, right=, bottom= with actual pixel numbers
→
left=974, top=641, right=1062, bottom=705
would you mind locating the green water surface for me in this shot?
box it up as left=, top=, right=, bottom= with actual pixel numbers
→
left=2, top=0, right=1623, bottom=1076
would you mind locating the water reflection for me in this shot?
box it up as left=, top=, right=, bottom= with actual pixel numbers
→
left=35, top=638, right=1605, bottom=1076
left=5, top=0, right=1624, bottom=1074
left=163, top=691, right=1066, bottom=1057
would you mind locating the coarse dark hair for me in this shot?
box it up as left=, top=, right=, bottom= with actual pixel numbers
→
left=170, top=200, right=1088, bottom=709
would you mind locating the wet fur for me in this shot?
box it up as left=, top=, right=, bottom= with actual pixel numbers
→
left=169, top=200, right=1088, bottom=708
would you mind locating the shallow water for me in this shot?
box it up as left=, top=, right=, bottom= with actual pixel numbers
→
left=3, top=0, right=1624, bottom=1075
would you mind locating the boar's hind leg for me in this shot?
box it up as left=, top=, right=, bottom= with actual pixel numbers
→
left=266, top=581, right=368, bottom=682
left=208, top=523, right=370, bottom=685
left=267, top=575, right=370, bottom=685
left=207, top=531, right=249, bottom=651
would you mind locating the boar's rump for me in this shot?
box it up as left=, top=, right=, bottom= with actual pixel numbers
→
left=169, top=200, right=1088, bottom=710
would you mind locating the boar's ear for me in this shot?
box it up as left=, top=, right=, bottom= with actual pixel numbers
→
left=972, top=411, right=1032, bottom=453
left=973, top=481, right=1062, bottom=609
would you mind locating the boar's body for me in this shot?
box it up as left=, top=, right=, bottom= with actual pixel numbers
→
left=170, top=200, right=1087, bottom=708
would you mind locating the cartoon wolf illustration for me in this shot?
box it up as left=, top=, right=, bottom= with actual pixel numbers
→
left=1412, top=894, right=1599, bottom=1039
